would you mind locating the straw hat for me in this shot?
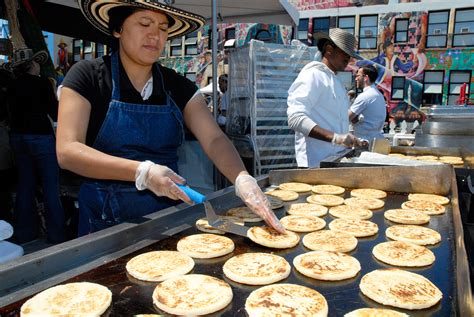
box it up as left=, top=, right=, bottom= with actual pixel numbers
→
left=0, top=48, right=48, bottom=72
left=57, top=38, right=68, bottom=48
left=79, top=0, right=205, bottom=39
left=313, top=28, right=360, bottom=59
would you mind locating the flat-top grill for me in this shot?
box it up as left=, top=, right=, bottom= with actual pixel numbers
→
left=0, top=166, right=472, bottom=316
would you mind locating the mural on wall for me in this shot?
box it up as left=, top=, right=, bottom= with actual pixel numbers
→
left=160, top=22, right=292, bottom=87
left=425, top=48, right=474, bottom=105
left=347, top=10, right=428, bottom=122
left=288, top=0, right=426, bottom=10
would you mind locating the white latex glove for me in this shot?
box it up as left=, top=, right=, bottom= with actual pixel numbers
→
left=135, top=161, right=193, bottom=205
left=332, top=133, right=368, bottom=148
left=235, top=174, right=285, bottom=233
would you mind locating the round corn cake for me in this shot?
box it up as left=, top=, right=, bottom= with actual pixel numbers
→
left=278, top=182, right=312, bottom=193
left=384, top=209, right=430, bottom=225
left=302, top=230, right=358, bottom=253
left=311, top=184, right=345, bottom=195
left=350, top=188, right=387, bottom=199
left=385, top=225, right=441, bottom=245
left=329, top=218, right=378, bottom=237
left=372, top=241, right=435, bottom=267
left=359, top=269, right=442, bottom=310
left=153, top=274, right=232, bottom=315
left=126, top=251, right=194, bottom=282
left=401, top=200, right=445, bottom=215
left=287, top=203, right=328, bottom=217
left=245, top=283, right=328, bottom=317
left=247, top=226, right=300, bottom=249
left=267, top=196, right=284, bottom=209
left=265, top=189, right=299, bottom=201
left=177, top=234, right=234, bottom=259
left=329, top=205, right=373, bottom=220
left=223, top=253, right=290, bottom=285
left=388, top=153, right=406, bottom=158
left=307, top=194, right=345, bottom=207
left=196, top=216, right=244, bottom=234
left=21, top=282, right=112, bottom=317
left=415, top=155, right=439, bottom=161
left=344, top=308, right=409, bottom=316
left=293, top=250, right=361, bottom=281
left=344, top=197, right=385, bottom=210
left=226, top=206, right=262, bottom=222
left=280, top=215, right=326, bottom=232
left=408, top=193, right=450, bottom=205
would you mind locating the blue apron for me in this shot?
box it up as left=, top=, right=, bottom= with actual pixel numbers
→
left=78, top=52, right=184, bottom=236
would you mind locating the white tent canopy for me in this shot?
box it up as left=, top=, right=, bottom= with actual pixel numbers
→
left=172, top=0, right=297, bottom=25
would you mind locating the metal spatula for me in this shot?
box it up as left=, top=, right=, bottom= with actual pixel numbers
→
left=177, top=185, right=250, bottom=237
left=370, top=138, right=391, bottom=155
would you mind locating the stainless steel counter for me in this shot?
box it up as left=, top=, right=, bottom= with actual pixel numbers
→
left=415, top=134, right=474, bottom=152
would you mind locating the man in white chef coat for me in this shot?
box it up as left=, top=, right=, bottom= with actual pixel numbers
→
left=287, top=28, right=367, bottom=168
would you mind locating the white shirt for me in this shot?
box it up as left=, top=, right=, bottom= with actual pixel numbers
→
left=350, top=85, right=386, bottom=142
left=287, top=61, right=349, bottom=168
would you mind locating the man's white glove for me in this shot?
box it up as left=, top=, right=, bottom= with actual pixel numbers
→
left=235, top=174, right=285, bottom=233
left=332, top=133, right=368, bottom=148
left=135, top=161, right=193, bottom=204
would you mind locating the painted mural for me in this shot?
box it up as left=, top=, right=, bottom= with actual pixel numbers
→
left=425, top=48, right=474, bottom=105
left=350, top=10, right=428, bottom=122
left=286, top=0, right=421, bottom=11
left=159, top=23, right=292, bottom=87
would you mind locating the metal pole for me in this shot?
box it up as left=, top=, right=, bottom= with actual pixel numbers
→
left=211, top=0, right=218, bottom=120
left=212, top=0, right=219, bottom=190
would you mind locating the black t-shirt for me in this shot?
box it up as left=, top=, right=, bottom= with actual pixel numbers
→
left=7, top=74, right=57, bottom=135
left=62, top=55, right=198, bottom=146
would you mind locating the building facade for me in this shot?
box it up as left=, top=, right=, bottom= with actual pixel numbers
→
left=292, top=0, right=474, bottom=121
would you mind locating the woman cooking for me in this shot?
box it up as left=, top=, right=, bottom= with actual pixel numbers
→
left=57, top=0, right=283, bottom=236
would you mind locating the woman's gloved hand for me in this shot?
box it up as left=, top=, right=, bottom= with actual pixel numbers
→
left=235, top=174, right=286, bottom=233
left=135, top=161, right=193, bottom=205
left=332, top=133, right=368, bottom=148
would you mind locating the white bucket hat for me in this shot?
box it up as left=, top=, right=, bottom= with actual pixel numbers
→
left=313, top=28, right=361, bottom=59
left=79, top=0, right=205, bottom=39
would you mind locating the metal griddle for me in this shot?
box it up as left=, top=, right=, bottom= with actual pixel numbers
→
left=0, top=166, right=472, bottom=316
left=321, top=146, right=474, bottom=170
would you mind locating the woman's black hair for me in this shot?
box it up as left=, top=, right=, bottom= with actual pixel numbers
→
left=107, top=6, right=174, bottom=50
left=108, top=6, right=139, bottom=49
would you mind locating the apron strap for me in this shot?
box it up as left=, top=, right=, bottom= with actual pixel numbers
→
left=111, top=51, right=121, bottom=101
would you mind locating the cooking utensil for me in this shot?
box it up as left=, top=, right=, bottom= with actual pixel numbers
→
left=177, top=185, right=250, bottom=237
left=370, top=138, right=391, bottom=155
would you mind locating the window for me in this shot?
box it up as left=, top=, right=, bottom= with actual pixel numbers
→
left=448, top=70, right=471, bottom=104
left=83, top=41, right=93, bottom=60
left=170, top=37, right=183, bottom=57
left=161, top=42, right=169, bottom=57
left=338, top=16, right=355, bottom=35
left=453, top=8, right=474, bottom=47
left=225, top=28, right=235, bottom=41
left=391, top=76, right=405, bottom=100
left=359, top=15, right=378, bottom=49
left=185, top=72, right=196, bottom=82
left=207, top=30, right=220, bottom=50
left=422, top=70, right=444, bottom=105
left=184, top=31, right=198, bottom=55
left=73, top=39, right=81, bottom=62
left=395, top=18, right=409, bottom=43
left=96, top=43, right=105, bottom=58
left=313, top=17, right=330, bottom=35
left=426, top=10, right=449, bottom=48
left=297, top=18, right=309, bottom=44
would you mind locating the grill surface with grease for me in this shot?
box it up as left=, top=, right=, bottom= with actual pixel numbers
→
left=0, top=189, right=460, bottom=316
